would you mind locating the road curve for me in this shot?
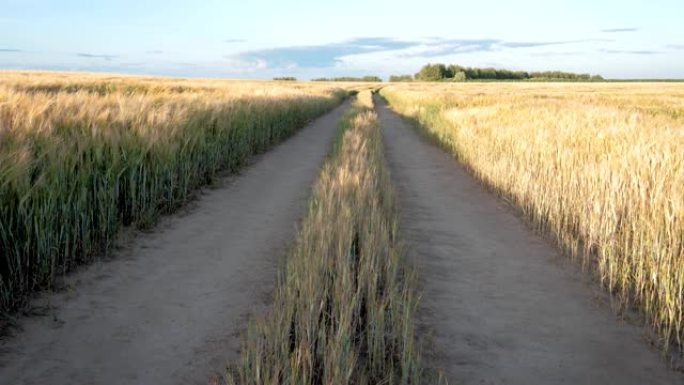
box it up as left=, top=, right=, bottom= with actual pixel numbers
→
left=375, top=95, right=682, bottom=385
left=0, top=101, right=350, bottom=385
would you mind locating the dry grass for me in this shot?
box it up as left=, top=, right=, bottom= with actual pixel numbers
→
left=229, top=91, right=421, bottom=384
left=0, top=71, right=346, bottom=314
left=381, top=82, right=684, bottom=351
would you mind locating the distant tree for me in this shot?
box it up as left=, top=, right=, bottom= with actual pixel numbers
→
left=389, top=74, right=414, bottom=82
left=447, top=65, right=465, bottom=78
left=415, top=63, right=449, bottom=81
left=514, top=71, right=530, bottom=80
left=361, top=76, right=383, bottom=82
left=452, top=71, right=467, bottom=82
left=479, top=68, right=497, bottom=79
left=529, top=71, right=591, bottom=80
left=273, top=77, right=297, bottom=81
left=463, top=67, right=479, bottom=79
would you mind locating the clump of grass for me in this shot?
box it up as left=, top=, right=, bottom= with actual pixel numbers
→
left=229, top=91, right=421, bottom=384
left=0, top=72, right=347, bottom=314
left=380, top=82, right=684, bottom=352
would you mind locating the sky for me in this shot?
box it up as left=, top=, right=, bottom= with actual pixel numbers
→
left=1, top=0, right=683, bottom=79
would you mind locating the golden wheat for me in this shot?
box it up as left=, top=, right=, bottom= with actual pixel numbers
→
left=381, top=82, right=684, bottom=350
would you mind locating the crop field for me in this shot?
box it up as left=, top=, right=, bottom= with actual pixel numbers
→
left=0, top=72, right=347, bottom=313
left=2, top=74, right=684, bottom=385
left=381, top=83, right=684, bottom=351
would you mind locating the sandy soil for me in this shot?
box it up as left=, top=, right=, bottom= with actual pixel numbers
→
left=375, top=96, right=683, bottom=385
left=0, top=101, right=349, bottom=385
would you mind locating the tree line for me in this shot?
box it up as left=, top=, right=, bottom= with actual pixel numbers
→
left=391, top=64, right=604, bottom=82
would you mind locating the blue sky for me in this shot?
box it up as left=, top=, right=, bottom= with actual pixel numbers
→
left=1, top=0, right=683, bottom=79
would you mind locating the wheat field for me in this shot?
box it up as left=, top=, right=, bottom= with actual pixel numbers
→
left=0, top=71, right=346, bottom=313
left=381, top=82, right=684, bottom=350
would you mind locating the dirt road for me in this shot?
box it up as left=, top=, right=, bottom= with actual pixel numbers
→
left=375, top=96, right=682, bottom=385
left=0, top=102, right=349, bottom=385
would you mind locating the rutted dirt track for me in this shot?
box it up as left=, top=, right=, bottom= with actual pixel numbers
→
left=375, top=96, right=683, bottom=385
left=0, top=102, right=349, bottom=385
left=2, top=93, right=683, bottom=385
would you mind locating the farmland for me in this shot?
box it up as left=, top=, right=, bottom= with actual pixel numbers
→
left=1, top=74, right=683, bottom=385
